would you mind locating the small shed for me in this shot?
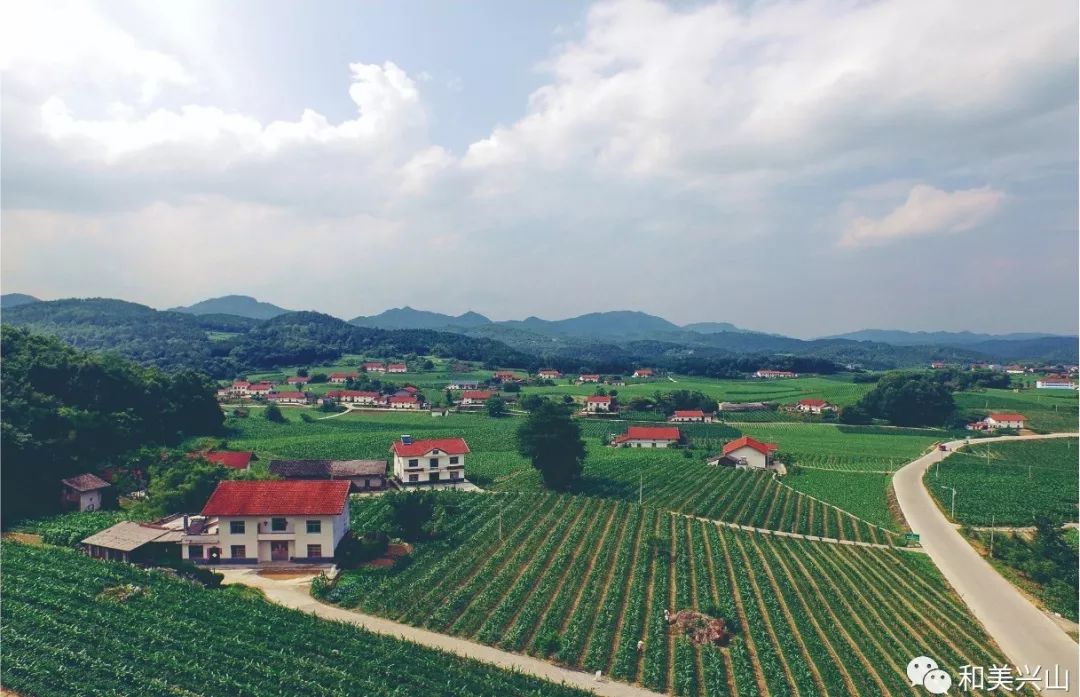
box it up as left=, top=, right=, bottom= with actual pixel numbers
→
left=81, top=521, right=182, bottom=563
left=61, top=473, right=111, bottom=512
left=269, top=459, right=388, bottom=491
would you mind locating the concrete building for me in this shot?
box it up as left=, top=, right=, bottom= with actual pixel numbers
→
left=391, top=436, right=469, bottom=485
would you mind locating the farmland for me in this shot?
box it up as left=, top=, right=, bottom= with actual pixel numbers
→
left=927, top=438, right=1079, bottom=525
left=324, top=491, right=1009, bottom=696
left=954, top=386, right=1079, bottom=433
left=1, top=542, right=594, bottom=697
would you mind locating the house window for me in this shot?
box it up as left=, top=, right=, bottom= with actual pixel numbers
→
left=449, top=456, right=459, bottom=464
left=408, top=474, right=418, bottom=482
left=189, top=545, right=204, bottom=559
left=306, top=520, right=321, bottom=534
left=429, top=458, right=439, bottom=468
left=408, top=458, right=419, bottom=468
left=230, top=545, right=246, bottom=559
left=229, top=520, right=245, bottom=534
left=271, top=517, right=287, bottom=532
left=306, top=544, right=322, bottom=558
left=449, top=471, right=458, bottom=480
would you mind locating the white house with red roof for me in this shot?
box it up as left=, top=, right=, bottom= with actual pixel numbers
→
left=329, top=372, right=360, bottom=383
left=246, top=382, right=274, bottom=396
left=538, top=369, right=561, bottom=380
left=181, top=480, right=351, bottom=565
left=460, top=390, right=495, bottom=406
left=795, top=398, right=835, bottom=414
left=61, top=473, right=111, bottom=512
left=268, top=391, right=308, bottom=405
left=578, top=374, right=601, bottom=383
left=754, top=369, right=797, bottom=379
left=362, top=362, right=386, bottom=373
left=669, top=410, right=713, bottom=423
left=388, top=395, right=420, bottom=410
left=612, top=426, right=681, bottom=448
left=632, top=368, right=654, bottom=378
left=493, top=370, right=520, bottom=382
left=286, top=376, right=310, bottom=386
left=584, top=395, right=614, bottom=413
left=387, top=362, right=407, bottom=373
left=327, top=390, right=381, bottom=405
left=708, top=436, right=779, bottom=470
left=391, top=436, right=469, bottom=485
left=969, top=412, right=1026, bottom=431
left=1036, top=375, right=1076, bottom=390
left=230, top=380, right=252, bottom=395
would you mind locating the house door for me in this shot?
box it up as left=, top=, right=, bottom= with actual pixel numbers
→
left=429, top=472, right=440, bottom=483
left=270, top=541, right=289, bottom=561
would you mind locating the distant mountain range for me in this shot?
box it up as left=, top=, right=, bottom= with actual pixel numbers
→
left=169, top=295, right=292, bottom=320
left=1, top=293, right=40, bottom=309
left=822, top=329, right=1066, bottom=346
left=350, top=306, right=492, bottom=330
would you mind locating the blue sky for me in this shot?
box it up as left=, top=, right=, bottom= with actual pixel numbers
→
left=1, top=0, right=1077, bottom=337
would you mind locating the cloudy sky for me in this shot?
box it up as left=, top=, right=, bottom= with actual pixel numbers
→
left=2, top=0, right=1077, bottom=337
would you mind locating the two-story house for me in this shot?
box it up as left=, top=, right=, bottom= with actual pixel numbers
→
left=391, top=436, right=469, bottom=485
left=181, top=480, right=351, bottom=565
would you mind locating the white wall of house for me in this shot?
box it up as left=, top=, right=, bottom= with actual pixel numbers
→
left=620, top=439, right=675, bottom=448
left=78, top=490, right=103, bottom=511
left=390, top=400, right=419, bottom=410
left=726, top=445, right=770, bottom=469
left=393, top=451, right=465, bottom=484
left=985, top=417, right=1024, bottom=429
left=183, top=511, right=350, bottom=563
left=585, top=401, right=611, bottom=413
left=670, top=415, right=704, bottom=422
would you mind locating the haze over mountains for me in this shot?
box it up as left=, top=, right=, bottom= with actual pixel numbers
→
left=3, top=293, right=1076, bottom=366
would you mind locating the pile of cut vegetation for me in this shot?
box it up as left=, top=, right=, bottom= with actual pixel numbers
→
left=669, top=609, right=730, bottom=646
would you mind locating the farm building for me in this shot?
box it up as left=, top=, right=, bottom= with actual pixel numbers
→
left=269, top=459, right=387, bottom=491
left=327, top=390, right=382, bottom=405
left=389, top=395, right=421, bottom=410
left=247, top=382, right=273, bottom=396
left=578, top=374, right=601, bottom=383
left=718, top=401, right=772, bottom=412
left=329, top=372, right=360, bottom=383
left=795, top=398, right=835, bottom=414
left=968, top=413, right=1026, bottom=431
left=708, top=436, right=779, bottom=470
left=286, top=376, right=310, bottom=385
left=267, top=391, right=308, bottom=404
left=492, top=371, right=520, bottom=382
left=391, top=436, right=469, bottom=485
left=1004, top=365, right=1026, bottom=375
left=1036, top=375, right=1076, bottom=389
left=632, top=368, right=654, bottom=378
left=754, top=369, right=797, bottom=379
left=538, top=369, right=561, bottom=379
left=612, top=426, right=681, bottom=448
left=230, top=380, right=251, bottom=395
left=81, top=521, right=182, bottom=564
left=189, top=450, right=253, bottom=471
left=669, top=410, right=713, bottom=423
left=460, top=390, right=495, bottom=406
left=182, top=480, right=352, bottom=565
left=61, top=473, right=111, bottom=512
left=584, top=395, right=614, bottom=413
left=387, top=363, right=408, bottom=373
left=930, top=361, right=946, bottom=369
left=447, top=379, right=481, bottom=390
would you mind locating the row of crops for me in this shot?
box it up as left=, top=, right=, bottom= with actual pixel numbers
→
left=1, top=541, right=594, bottom=697
left=494, top=453, right=895, bottom=544
left=928, top=438, right=1079, bottom=525
left=323, top=493, right=1008, bottom=695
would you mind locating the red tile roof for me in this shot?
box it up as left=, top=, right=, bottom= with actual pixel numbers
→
left=673, top=410, right=705, bottom=418
left=269, top=391, right=305, bottom=400
left=579, top=374, right=600, bottom=380
left=330, top=372, right=359, bottom=379
left=539, top=369, right=560, bottom=375
left=198, top=451, right=253, bottom=470
left=615, top=426, right=681, bottom=442
left=387, top=363, right=407, bottom=370
left=389, top=395, right=418, bottom=404
left=61, top=473, right=111, bottom=492
left=493, top=371, right=517, bottom=378
left=798, top=398, right=828, bottom=407
left=287, top=376, right=309, bottom=383
left=232, top=380, right=250, bottom=387
left=988, top=412, right=1025, bottom=422
left=201, top=480, right=350, bottom=516
left=248, top=382, right=273, bottom=391
left=392, top=437, right=471, bottom=457
left=462, top=390, right=495, bottom=400
left=363, top=362, right=385, bottom=369
left=634, top=368, right=654, bottom=375
left=327, top=390, right=380, bottom=399
left=722, top=436, right=778, bottom=457
left=585, top=395, right=612, bottom=403
left=402, top=386, right=419, bottom=394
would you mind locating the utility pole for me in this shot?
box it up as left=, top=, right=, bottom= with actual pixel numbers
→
left=499, top=509, right=503, bottom=542
left=989, top=513, right=995, bottom=559
left=951, top=487, right=957, bottom=519
left=639, top=472, right=643, bottom=506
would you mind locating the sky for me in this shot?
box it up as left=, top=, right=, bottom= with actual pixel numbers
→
left=1, top=0, right=1077, bottom=338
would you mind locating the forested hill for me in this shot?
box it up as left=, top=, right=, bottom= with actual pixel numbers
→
left=1, top=327, right=224, bottom=522
left=0, top=299, right=534, bottom=378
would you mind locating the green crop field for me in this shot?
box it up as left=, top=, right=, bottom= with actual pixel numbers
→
left=1, top=542, right=592, bottom=697
left=954, top=387, right=1078, bottom=433
left=927, top=438, right=1079, bottom=526
left=324, top=492, right=1008, bottom=696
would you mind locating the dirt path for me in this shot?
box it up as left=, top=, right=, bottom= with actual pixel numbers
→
left=894, top=431, right=1079, bottom=697
left=219, top=569, right=666, bottom=697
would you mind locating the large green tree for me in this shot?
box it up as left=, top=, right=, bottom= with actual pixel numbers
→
left=855, top=372, right=956, bottom=427
left=516, top=402, right=587, bottom=490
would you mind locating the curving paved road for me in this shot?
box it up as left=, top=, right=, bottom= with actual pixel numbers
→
left=220, top=569, right=666, bottom=697
left=893, top=433, right=1079, bottom=695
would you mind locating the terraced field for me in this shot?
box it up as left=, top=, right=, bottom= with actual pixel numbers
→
left=1, top=542, right=592, bottom=697
left=325, top=492, right=1009, bottom=696
left=928, top=438, right=1079, bottom=525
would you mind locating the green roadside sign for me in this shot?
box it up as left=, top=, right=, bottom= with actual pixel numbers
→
left=905, top=532, right=921, bottom=544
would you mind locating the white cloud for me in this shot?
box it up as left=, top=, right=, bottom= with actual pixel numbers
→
left=839, top=184, right=1006, bottom=248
